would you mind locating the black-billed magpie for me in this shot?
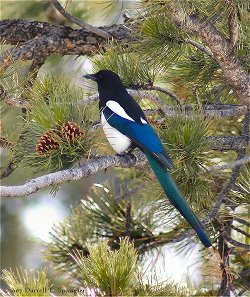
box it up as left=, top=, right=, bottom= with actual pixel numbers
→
left=84, top=69, right=212, bottom=247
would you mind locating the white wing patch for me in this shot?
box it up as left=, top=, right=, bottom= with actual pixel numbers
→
left=101, top=112, right=132, bottom=154
left=140, top=117, right=147, bottom=124
left=106, top=100, right=135, bottom=122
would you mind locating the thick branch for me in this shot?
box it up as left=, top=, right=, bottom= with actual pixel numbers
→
left=0, top=133, right=247, bottom=196
left=0, top=19, right=133, bottom=45
left=0, top=19, right=134, bottom=71
left=207, top=136, right=249, bottom=151
left=0, top=153, right=146, bottom=197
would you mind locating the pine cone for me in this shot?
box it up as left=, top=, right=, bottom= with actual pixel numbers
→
left=36, top=130, right=60, bottom=156
left=61, top=121, right=85, bottom=141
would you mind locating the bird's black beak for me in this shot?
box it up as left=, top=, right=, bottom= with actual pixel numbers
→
left=83, top=74, right=97, bottom=81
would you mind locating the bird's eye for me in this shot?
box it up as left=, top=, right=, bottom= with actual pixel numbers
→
left=99, top=74, right=103, bottom=79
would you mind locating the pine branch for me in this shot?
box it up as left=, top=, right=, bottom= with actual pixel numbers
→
left=0, top=35, right=53, bottom=72
left=0, top=132, right=246, bottom=197
left=51, top=0, right=110, bottom=39
left=0, top=152, right=146, bottom=197
left=172, top=165, right=241, bottom=246
left=207, top=136, right=248, bottom=151
left=0, top=19, right=134, bottom=71
left=167, top=4, right=250, bottom=105
left=211, top=110, right=249, bottom=216
left=5, top=83, right=246, bottom=118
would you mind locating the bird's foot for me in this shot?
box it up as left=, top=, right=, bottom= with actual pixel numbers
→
left=115, top=153, right=128, bottom=157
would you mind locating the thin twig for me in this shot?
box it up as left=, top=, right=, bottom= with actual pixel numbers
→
left=143, top=85, right=181, bottom=104
left=205, top=156, right=250, bottom=172
left=234, top=218, right=250, bottom=228
left=184, top=38, right=214, bottom=58
left=224, top=236, right=250, bottom=250
left=218, top=218, right=233, bottom=296
left=231, top=225, right=250, bottom=238
left=28, top=55, right=48, bottom=79
left=0, top=162, right=16, bottom=179
left=51, top=0, right=110, bottom=39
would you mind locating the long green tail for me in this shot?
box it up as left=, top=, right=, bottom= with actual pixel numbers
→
left=146, top=154, right=212, bottom=247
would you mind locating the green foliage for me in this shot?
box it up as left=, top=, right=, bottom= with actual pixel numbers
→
left=159, top=109, right=215, bottom=207
left=94, top=46, right=156, bottom=87
left=231, top=165, right=250, bottom=205
left=71, top=239, right=138, bottom=296
left=138, top=12, right=187, bottom=69
left=45, top=183, right=160, bottom=274
left=93, top=0, right=133, bottom=25
left=0, top=43, right=28, bottom=100
left=12, top=76, right=98, bottom=174
left=162, top=47, right=237, bottom=104
left=136, top=280, right=189, bottom=296
left=1, top=267, right=51, bottom=297
left=45, top=203, right=92, bottom=274
left=80, top=184, right=157, bottom=248
left=1, top=0, right=50, bottom=20
left=174, top=49, right=219, bottom=87
left=138, top=0, right=249, bottom=76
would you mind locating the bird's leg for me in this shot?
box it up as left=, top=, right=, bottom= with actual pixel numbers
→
left=115, top=145, right=136, bottom=157
left=126, top=143, right=136, bottom=154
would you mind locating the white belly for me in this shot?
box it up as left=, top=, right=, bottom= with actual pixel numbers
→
left=101, top=112, right=132, bottom=153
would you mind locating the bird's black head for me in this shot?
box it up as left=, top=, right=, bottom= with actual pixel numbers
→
left=84, top=69, right=123, bottom=86
left=83, top=70, right=127, bottom=104
left=84, top=69, right=147, bottom=123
